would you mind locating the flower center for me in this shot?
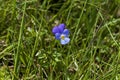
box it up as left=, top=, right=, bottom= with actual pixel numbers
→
left=60, top=34, right=65, bottom=40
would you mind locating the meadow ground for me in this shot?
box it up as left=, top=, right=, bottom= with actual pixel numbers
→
left=0, top=0, right=120, bottom=80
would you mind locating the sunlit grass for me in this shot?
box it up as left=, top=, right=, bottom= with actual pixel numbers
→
left=0, top=0, right=120, bottom=80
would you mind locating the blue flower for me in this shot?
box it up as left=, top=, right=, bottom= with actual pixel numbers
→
left=52, top=23, right=70, bottom=45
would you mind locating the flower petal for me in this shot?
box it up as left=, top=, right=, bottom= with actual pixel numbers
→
left=60, top=37, right=70, bottom=45
left=52, top=26, right=59, bottom=34
left=55, top=33, right=61, bottom=40
left=58, top=23, right=65, bottom=33
left=63, top=29, right=69, bottom=36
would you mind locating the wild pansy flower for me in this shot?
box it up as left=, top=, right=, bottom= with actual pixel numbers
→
left=52, top=23, right=70, bottom=45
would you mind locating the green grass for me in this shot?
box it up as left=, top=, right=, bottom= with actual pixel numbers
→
left=0, top=0, right=120, bottom=80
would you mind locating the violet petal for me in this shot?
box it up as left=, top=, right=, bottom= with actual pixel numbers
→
left=52, top=26, right=60, bottom=34
left=58, top=23, right=65, bottom=33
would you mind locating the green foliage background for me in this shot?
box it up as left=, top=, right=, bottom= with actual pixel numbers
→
left=0, top=0, right=120, bottom=80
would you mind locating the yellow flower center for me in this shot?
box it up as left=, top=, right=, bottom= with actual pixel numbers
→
left=60, top=35, right=65, bottom=40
